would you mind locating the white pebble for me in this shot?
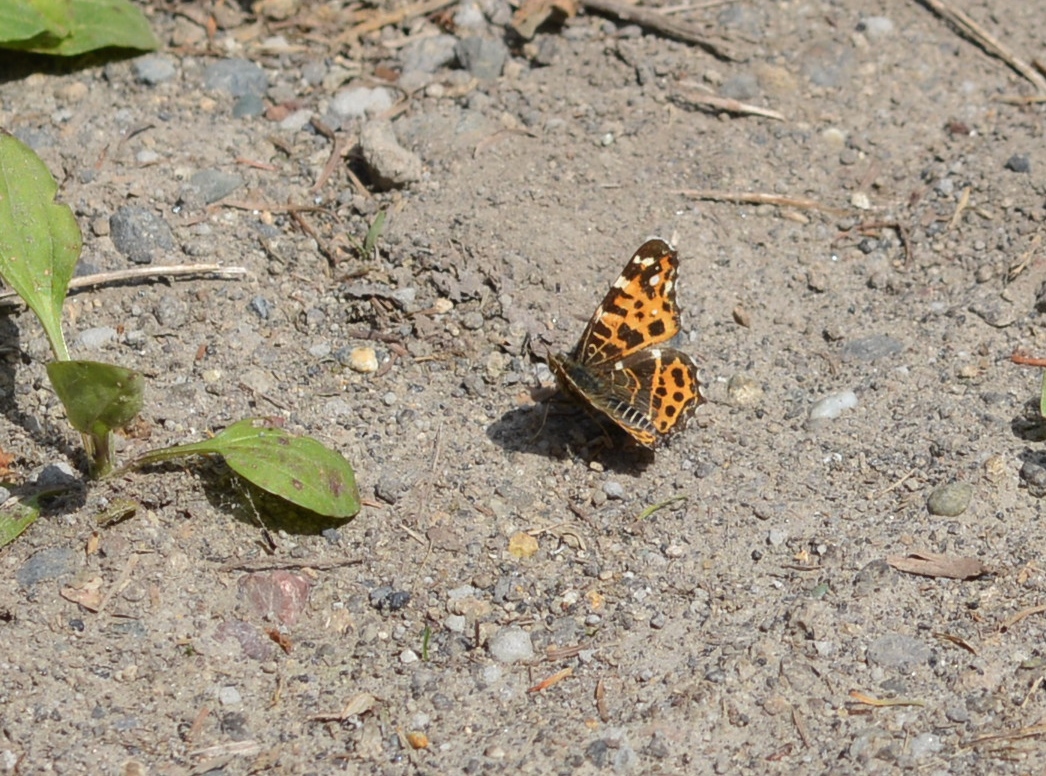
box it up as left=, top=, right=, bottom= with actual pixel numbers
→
left=809, top=390, right=858, bottom=420
left=487, top=626, right=535, bottom=663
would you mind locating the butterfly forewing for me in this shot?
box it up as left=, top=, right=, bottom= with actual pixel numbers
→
left=572, top=239, right=682, bottom=367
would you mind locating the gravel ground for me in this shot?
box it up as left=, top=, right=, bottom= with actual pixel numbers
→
left=3, top=0, right=1046, bottom=773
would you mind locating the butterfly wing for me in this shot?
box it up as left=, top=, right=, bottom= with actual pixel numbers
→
left=571, top=239, right=683, bottom=367
left=551, top=347, right=701, bottom=448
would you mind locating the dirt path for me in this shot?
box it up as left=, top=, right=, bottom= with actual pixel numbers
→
left=2, top=1, right=1046, bottom=772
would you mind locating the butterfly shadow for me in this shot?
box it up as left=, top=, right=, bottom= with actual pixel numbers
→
left=486, top=388, right=657, bottom=474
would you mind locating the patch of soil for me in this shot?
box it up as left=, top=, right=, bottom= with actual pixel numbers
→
left=2, top=0, right=1046, bottom=772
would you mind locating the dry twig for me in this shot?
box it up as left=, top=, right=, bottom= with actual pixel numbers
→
left=338, top=0, right=455, bottom=45
left=0, top=263, right=246, bottom=306
left=581, top=0, right=735, bottom=60
left=917, top=0, right=1046, bottom=93
left=672, top=89, right=785, bottom=120
left=677, top=189, right=848, bottom=215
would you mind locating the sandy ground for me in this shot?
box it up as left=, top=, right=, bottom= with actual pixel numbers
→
left=2, top=0, right=1046, bottom=773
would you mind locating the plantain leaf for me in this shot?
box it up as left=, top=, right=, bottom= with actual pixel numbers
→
left=2, top=0, right=159, bottom=55
left=47, top=360, right=144, bottom=436
left=0, top=500, right=39, bottom=549
left=131, top=419, right=361, bottom=519
left=0, top=0, right=63, bottom=45
left=0, top=132, right=81, bottom=361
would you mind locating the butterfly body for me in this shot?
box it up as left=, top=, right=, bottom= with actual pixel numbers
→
left=548, top=239, right=702, bottom=449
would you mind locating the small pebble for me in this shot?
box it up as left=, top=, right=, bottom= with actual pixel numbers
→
left=400, top=34, right=459, bottom=75
left=349, top=347, right=378, bottom=374
left=808, top=390, right=858, bottom=420
left=400, top=649, right=419, bottom=664
left=909, top=732, right=943, bottom=760
left=727, top=374, right=763, bottom=406
left=866, top=633, right=931, bottom=669
left=859, top=16, right=894, bottom=40
left=249, top=296, right=272, bottom=319
left=1004, top=154, right=1031, bottom=174
left=444, top=614, right=466, bottom=633
left=359, top=120, right=422, bottom=191
left=232, top=94, right=265, bottom=118
left=840, top=335, right=903, bottom=362
left=77, top=326, right=117, bottom=349
left=217, top=686, right=242, bottom=706
left=133, top=54, right=177, bottom=85
left=1020, top=456, right=1046, bottom=498
left=203, top=59, right=268, bottom=98
left=330, top=86, right=394, bottom=119
left=487, top=626, right=535, bottom=663
left=455, top=37, right=508, bottom=80
left=109, top=206, right=175, bottom=264
left=188, top=169, right=244, bottom=205
left=927, top=482, right=973, bottom=517
left=602, top=481, right=625, bottom=500
left=16, top=546, right=78, bottom=588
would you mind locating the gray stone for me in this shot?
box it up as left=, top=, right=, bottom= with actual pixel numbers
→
left=488, top=626, right=535, bottom=663
left=110, top=206, right=176, bottom=264
left=841, top=335, right=903, bottom=362
left=859, top=16, right=894, bottom=40
left=1005, top=153, right=1031, bottom=174
left=866, top=633, right=931, bottom=669
left=133, top=55, right=176, bottom=85
left=154, top=294, right=188, bottom=327
left=359, top=120, right=422, bottom=190
left=1021, top=455, right=1046, bottom=498
left=455, top=37, right=508, bottom=80
left=401, top=35, right=459, bottom=75
left=909, top=732, right=943, bottom=759
left=331, top=86, right=394, bottom=119
left=232, top=94, right=265, bottom=118
left=187, top=169, right=244, bottom=205
left=927, top=482, right=973, bottom=517
left=602, top=481, right=625, bottom=500
left=203, top=59, right=268, bottom=97
left=77, top=326, right=117, bottom=349
left=17, top=547, right=78, bottom=588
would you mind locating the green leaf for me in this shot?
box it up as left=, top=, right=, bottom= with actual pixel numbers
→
left=0, top=0, right=64, bottom=45
left=47, top=360, right=144, bottom=436
left=0, top=499, right=39, bottom=549
left=0, top=132, right=81, bottom=361
left=3, top=0, right=159, bottom=55
left=47, top=359, right=144, bottom=476
left=131, top=419, right=361, bottom=519
left=363, top=210, right=387, bottom=256
left=1040, top=371, right=1046, bottom=419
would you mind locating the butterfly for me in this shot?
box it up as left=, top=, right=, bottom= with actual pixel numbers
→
left=546, top=238, right=702, bottom=448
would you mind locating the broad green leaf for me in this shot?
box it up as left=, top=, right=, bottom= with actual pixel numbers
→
left=0, top=499, right=39, bottom=549
left=47, top=360, right=144, bottom=436
left=131, top=419, right=361, bottom=519
left=0, top=132, right=80, bottom=361
left=4, top=0, right=159, bottom=55
left=0, top=0, right=63, bottom=45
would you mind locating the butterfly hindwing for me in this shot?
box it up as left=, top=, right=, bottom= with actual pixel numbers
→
left=547, top=238, right=702, bottom=449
